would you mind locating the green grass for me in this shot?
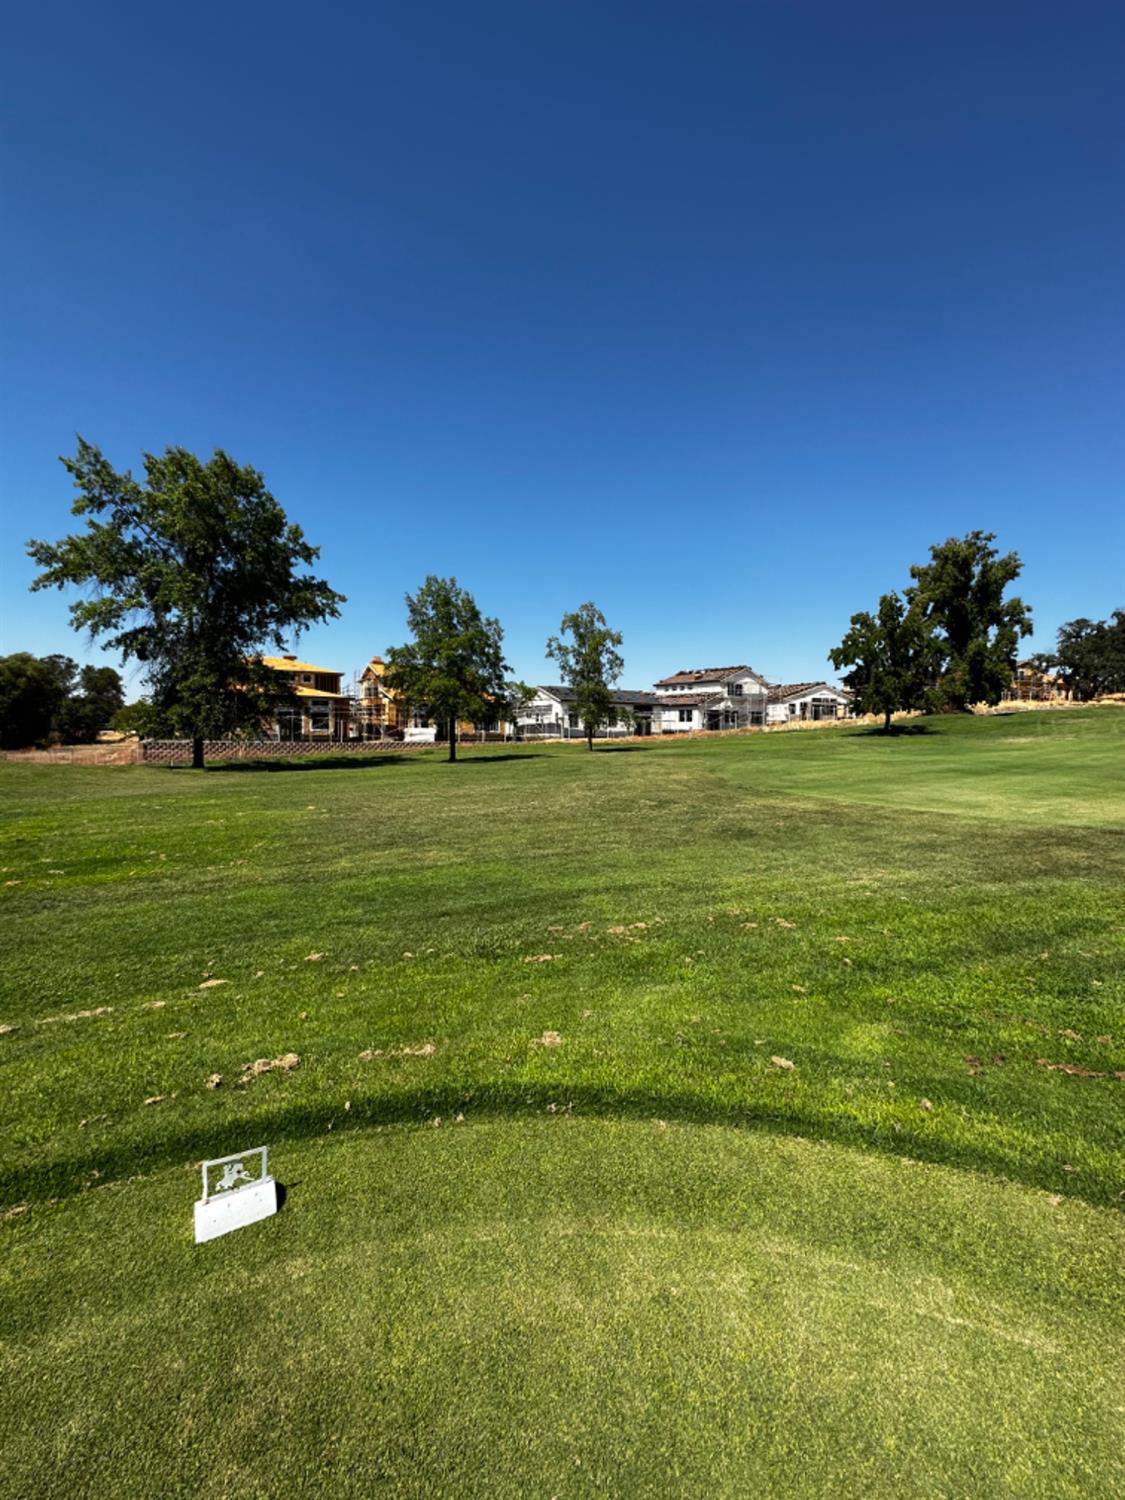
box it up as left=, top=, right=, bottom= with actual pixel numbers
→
left=2, top=709, right=1124, bottom=1497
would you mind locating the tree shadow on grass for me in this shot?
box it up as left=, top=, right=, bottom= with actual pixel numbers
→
left=199, top=754, right=420, bottom=773
left=845, top=724, right=938, bottom=739
left=10, top=1078, right=1113, bottom=1213
left=446, top=753, right=541, bottom=765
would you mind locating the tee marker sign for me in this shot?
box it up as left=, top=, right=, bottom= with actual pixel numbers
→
left=194, top=1146, right=277, bottom=1243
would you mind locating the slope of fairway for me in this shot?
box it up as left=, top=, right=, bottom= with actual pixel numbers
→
left=1, top=709, right=1123, bottom=1497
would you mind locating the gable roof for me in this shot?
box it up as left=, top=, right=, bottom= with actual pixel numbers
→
left=537, top=685, right=659, bottom=707
left=259, top=654, right=341, bottom=677
left=654, top=665, right=766, bottom=688
left=767, top=681, right=847, bottom=703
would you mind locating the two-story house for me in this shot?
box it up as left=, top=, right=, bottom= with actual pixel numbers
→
left=260, top=655, right=352, bottom=740
left=652, top=665, right=768, bottom=733
left=355, top=656, right=407, bottom=739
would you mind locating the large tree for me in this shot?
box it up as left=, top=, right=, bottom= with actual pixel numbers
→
left=545, top=602, right=625, bottom=751
left=829, top=592, right=942, bottom=731
left=55, top=665, right=126, bottom=744
left=1038, top=611, right=1125, bottom=700
left=385, top=576, right=520, bottom=763
left=908, top=530, right=1032, bottom=709
left=28, top=440, right=344, bottom=767
left=0, top=654, right=70, bottom=748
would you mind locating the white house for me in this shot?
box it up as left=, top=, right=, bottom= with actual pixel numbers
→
left=516, top=686, right=660, bottom=738
left=766, top=682, right=851, bottom=724
left=652, top=665, right=768, bottom=733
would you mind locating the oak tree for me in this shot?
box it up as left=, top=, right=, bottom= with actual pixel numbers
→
left=829, top=592, right=941, bottom=731
left=28, top=440, right=344, bottom=767
left=908, top=531, right=1032, bottom=709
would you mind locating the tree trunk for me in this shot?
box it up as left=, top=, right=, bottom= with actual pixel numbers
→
left=883, top=709, right=892, bottom=733
left=191, top=735, right=205, bottom=769
left=447, top=721, right=457, bottom=763
left=586, top=724, right=594, bottom=751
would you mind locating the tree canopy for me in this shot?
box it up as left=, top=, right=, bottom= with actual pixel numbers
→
left=0, top=654, right=68, bottom=749
left=385, top=576, right=522, bottom=763
left=0, top=654, right=124, bottom=748
left=1035, top=611, right=1125, bottom=700
left=545, top=602, right=626, bottom=751
left=28, top=440, right=344, bottom=766
left=54, top=664, right=125, bottom=744
left=829, top=592, right=942, bottom=731
left=908, top=531, right=1032, bottom=709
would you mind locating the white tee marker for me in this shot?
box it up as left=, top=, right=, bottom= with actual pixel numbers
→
left=194, top=1146, right=278, bottom=1243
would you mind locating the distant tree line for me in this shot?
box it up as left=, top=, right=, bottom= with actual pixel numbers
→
left=830, top=531, right=1034, bottom=730
left=0, top=653, right=125, bottom=749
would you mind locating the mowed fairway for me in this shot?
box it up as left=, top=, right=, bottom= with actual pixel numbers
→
left=2, top=709, right=1123, bottom=1499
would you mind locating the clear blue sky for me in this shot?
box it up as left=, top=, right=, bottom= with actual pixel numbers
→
left=2, top=1, right=1122, bottom=695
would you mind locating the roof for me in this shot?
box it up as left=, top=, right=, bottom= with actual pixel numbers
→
left=767, top=681, right=847, bottom=703
left=538, top=686, right=660, bottom=707
left=290, top=684, right=351, bottom=700
left=653, top=665, right=766, bottom=687
left=655, top=692, right=724, bottom=707
left=259, top=654, right=341, bottom=677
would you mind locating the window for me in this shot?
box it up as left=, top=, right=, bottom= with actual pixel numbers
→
left=727, top=682, right=743, bottom=696
left=308, top=700, right=331, bottom=734
left=788, top=702, right=797, bottom=715
left=678, top=708, right=693, bottom=723
left=568, top=713, right=580, bottom=728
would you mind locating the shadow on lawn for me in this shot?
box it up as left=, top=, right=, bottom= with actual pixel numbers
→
left=199, top=754, right=419, bottom=773
left=199, top=751, right=542, bottom=773
left=846, top=724, right=938, bottom=739
left=8, top=1079, right=1111, bottom=1213
left=444, top=753, right=540, bottom=765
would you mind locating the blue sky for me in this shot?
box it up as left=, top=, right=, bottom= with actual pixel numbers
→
left=2, top=1, right=1122, bottom=695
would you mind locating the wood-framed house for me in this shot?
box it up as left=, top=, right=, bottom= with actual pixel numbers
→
left=652, top=666, right=768, bottom=733
left=260, top=655, right=352, bottom=740
left=355, top=656, right=408, bottom=739
left=1003, top=661, right=1068, bottom=703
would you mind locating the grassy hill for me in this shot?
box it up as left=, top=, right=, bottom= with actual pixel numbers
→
left=1, top=709, right=1123, bottom=1497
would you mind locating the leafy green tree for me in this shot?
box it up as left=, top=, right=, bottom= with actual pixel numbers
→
left=829, top=592, right=941, bottom=732
left=28, top=440, right=344, bottom=767
left=0, top=654, right=70, bottom=748
left=385, top=576, right=519, bottom=763
left=55, top=666, right=125, bottom=743
left=545, top=602, right=625, bottom=751
left=908, top=531, right=1032, bottom=709
left=112, top=699, right=160, bottom=737
left=1043, top=611, right=1125, bottom=699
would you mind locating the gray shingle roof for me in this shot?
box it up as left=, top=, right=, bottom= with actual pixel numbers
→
left=767, top=681, right=846, bottom=703
left=538, top=686, right=660, bottom=707
left=653, top=692, right=724, bottom=707
left=654, top=665, right=766, bottom=687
